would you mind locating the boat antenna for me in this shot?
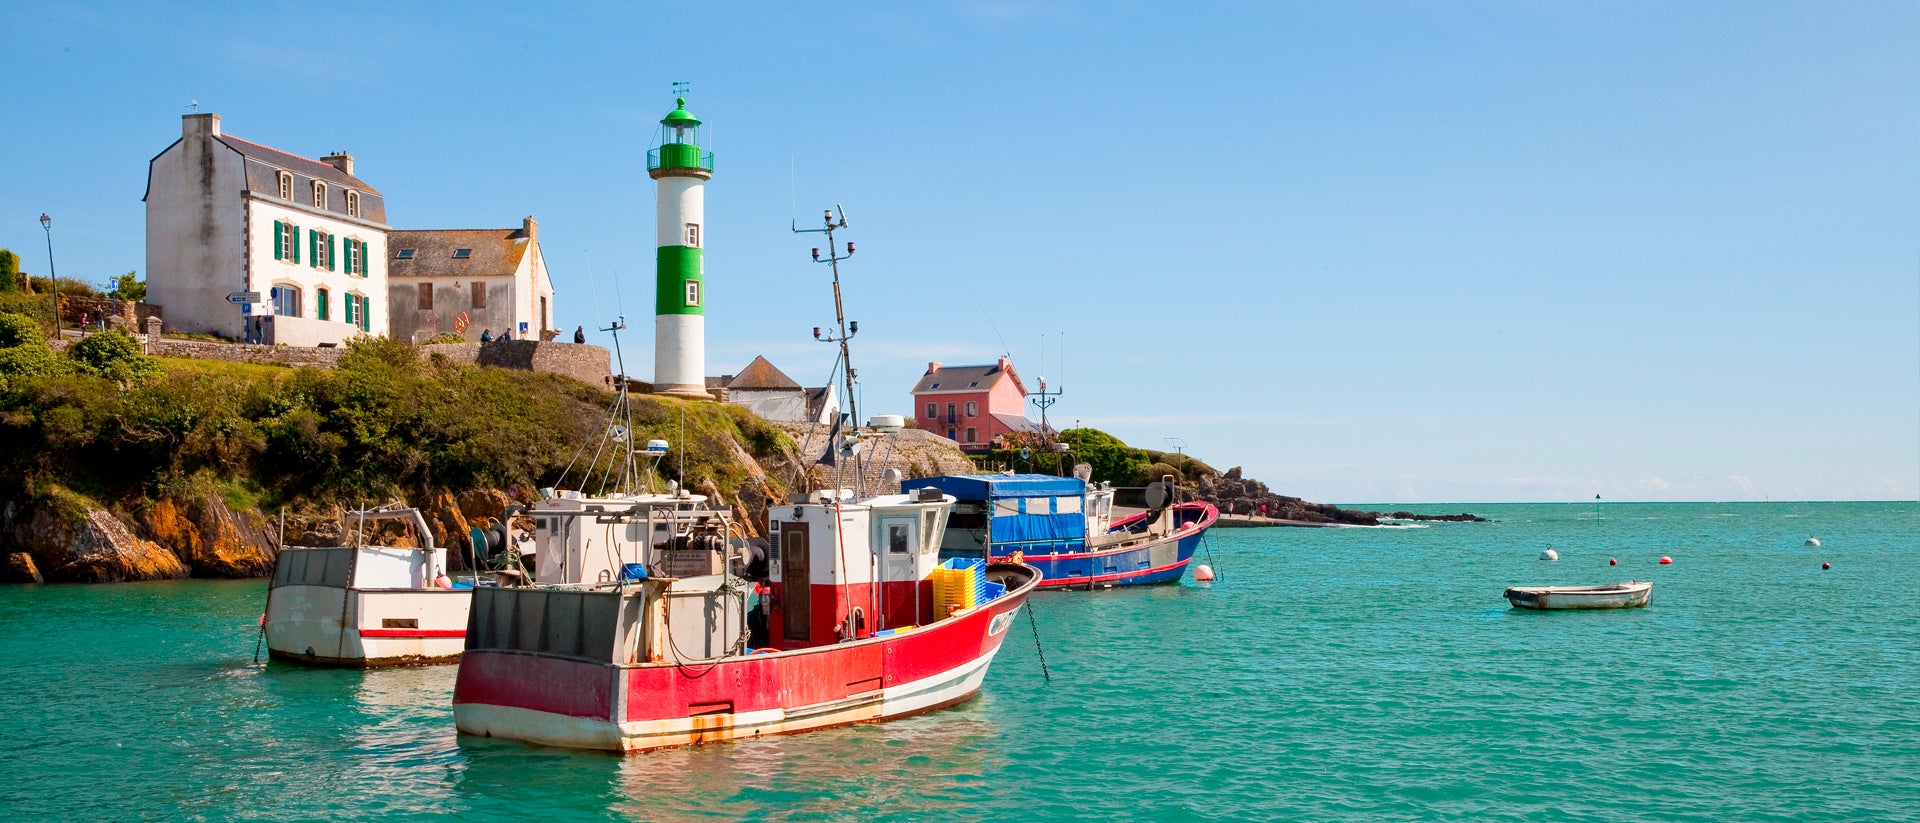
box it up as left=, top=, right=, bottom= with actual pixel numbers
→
left=971, top=292, right=1012, bottom=359
left=1031, top=333, right=1063, bottom=463
left=795, top=205, right=863, bottom=493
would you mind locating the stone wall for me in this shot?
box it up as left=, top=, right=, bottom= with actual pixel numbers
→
left=421, top=340, right=611, bottom=387
left=49, top=333, right=612, bottom=384
left=57, top=295, right=162, bottom=332
left=146, top=337, right=348, bottom=368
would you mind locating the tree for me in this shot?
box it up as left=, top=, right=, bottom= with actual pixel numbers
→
left=1058, top=427, right=1150, bottom=485
left=107, top=270, right=146, bottom=302
left=0, top=249, right=19, bottom=293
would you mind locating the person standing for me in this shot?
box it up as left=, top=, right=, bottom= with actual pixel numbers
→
left=573, top=325, right=585, bottom=344
left=479, top=329, right=492, bottom=343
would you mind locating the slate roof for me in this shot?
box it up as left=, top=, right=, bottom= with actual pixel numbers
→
left=217, top=135, right=382, bottom=194
left=991, top=413, right=1043, bottom=434
left=727, top=356, right=802, bottom=390
left=388, top=228, right=531, bottom=278
left=911, top=362, right=1024, bottom=395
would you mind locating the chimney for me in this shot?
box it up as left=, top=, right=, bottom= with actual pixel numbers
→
left=996, top=355, right=1011, bottom=371
left=927, top=361, right=941, bottom=374
left=523, top=215, right=538, bottom=242
left=322, top=152, right=354, bottom=176
left=183, top=112, right=221, bottom=139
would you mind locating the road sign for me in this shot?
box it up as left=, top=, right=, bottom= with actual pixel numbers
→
left=227, top=291, right=262, bottom=304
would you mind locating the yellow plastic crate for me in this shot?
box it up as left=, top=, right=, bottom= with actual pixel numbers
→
left=931, top=566, right=977, bottom=614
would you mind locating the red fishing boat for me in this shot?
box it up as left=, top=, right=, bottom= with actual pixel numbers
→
left=452, top=205, right=1040, bottom=751
left=452, top=486, right=1039, bottom=751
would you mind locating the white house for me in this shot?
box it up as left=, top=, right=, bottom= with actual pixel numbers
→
left=719, top=356, right=840, bottom=424
left=145, top=113, right=390, bottom=344
left=386, top=219, right=555, bottom=343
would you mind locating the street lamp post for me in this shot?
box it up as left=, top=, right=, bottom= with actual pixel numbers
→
left=38, top=213, right=61, bottom=336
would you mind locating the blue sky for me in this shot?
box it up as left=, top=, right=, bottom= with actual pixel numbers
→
left=3, top=2, right=1914, bottom=502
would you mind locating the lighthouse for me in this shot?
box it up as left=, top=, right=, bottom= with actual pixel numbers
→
left=648, top=96, right=714, bottom=397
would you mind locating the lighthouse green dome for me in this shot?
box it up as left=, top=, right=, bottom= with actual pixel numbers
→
left=661, top=98, right=702, bottom=127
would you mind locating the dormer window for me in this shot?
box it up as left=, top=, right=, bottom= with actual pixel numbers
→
left=395, top=249, right=415, bottom=259
left=277, top=172, right=293, bottom=200
left=312, top=180, right=327, bottom=209
left=345, top=190, right=360, bottom=218
left=453, top=248, right=472, bottom=259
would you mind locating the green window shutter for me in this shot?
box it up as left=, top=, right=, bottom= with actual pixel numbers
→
left=329, top=235, right=338, bottom=272
left=273, top=221, right=283, bottom=260
left=361, top=295, right=371, bottom=331
left=317, top=290, right=328, bottom=321
left=291, top=226, right=301, bottom=264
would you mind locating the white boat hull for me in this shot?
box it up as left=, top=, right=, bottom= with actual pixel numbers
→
left=1504, top=581, right=1652, bottom=610
left=265, top=585, right=470, bottom=667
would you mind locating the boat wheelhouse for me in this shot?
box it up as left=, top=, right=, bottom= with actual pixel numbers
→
left=903, top=473, right=1219, bottom=589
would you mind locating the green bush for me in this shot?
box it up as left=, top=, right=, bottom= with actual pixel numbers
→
left=0, top=313, right=61, bottom=381
left=421, top=332, right=466, bottom=344
left=67, top=330, right=158, bottom=385
left=0, top=249, right=19, bottom=293
left=1058, top=427, right=1150, bottom=485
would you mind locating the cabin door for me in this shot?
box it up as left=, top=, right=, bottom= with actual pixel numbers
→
left=781, top=525, right=810, bottom=641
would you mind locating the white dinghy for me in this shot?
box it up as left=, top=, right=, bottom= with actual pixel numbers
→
left=1503, top=581, right=1652, bottom=610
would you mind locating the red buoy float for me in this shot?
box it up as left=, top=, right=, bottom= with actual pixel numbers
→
left=1609, top=558, right=1617, bottom=566
left=1822, top=562, right=1831, bottom=570
left=1659, top=556, right=1673, bottom=565
left=1193, top=564, right=1216, bottom=582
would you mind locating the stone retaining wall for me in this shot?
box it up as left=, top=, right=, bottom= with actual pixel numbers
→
left=420, top=340, right=611, bottom=387
left=50, top=332, right=612, bottom=384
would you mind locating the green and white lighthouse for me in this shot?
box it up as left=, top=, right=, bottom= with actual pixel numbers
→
left=648, top=96, right=714, bottom=397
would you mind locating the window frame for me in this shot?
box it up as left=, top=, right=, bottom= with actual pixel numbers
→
left=345, top=190, right=360, bottom=218
left=685, top=222, right=700, bottom=247
left=471, top=281, right=487, bottom=309
left=270, top=283, right=302, bottom=318
left=925, top=402, right=937, bottom=418
left=395, top=249, right=415, bottom=259
left=312, top=180, right=327, bottom=209
left=418, top=282, right=434, bottom=310
left=278, top=172, right=294, bottom=200
left=966, top=401, right=978, bottom=417
left=685, top=280, right=701, bottom=307
left=965, top=427, right=978, bottom=443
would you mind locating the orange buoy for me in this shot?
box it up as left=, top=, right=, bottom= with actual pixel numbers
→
left=1193, top=564, right=1216, bottom=582
left=1609, top=558, right=1617, bottom=566
left=1822, top=562, right=1831, bottom=570
left=1658, top=556, right=1673, bottom=565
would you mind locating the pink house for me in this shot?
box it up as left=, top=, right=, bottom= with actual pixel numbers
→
left=911, top=356, right=1042, bottom=453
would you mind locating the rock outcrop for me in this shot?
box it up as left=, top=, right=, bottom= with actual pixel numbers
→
left=1192, top=468, right=1382, bottom=526
left=140, top=496, right=277, bottom=577
left=2, top=497, right=189, bottom=582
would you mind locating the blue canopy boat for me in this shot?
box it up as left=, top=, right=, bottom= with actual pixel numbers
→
left=901, top=473, right=1219, bottom=589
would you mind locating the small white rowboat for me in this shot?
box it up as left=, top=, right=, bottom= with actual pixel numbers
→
left=1503, top=581, right=1652, bottom=610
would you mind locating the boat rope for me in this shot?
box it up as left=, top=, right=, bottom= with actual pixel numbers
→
left=1025, top=598, right=1052, bottom=684
left=1202, top=532, right=1221, bottom=582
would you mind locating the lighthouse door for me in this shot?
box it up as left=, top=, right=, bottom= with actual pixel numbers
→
left=781, top=525, right=810, bottom=641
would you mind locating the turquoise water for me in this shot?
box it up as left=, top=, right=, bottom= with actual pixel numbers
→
left=2, top=502, right=1915, bottom=821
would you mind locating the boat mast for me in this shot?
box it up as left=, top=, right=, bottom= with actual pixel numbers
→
left=795, top=206, right=861, bottom=492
